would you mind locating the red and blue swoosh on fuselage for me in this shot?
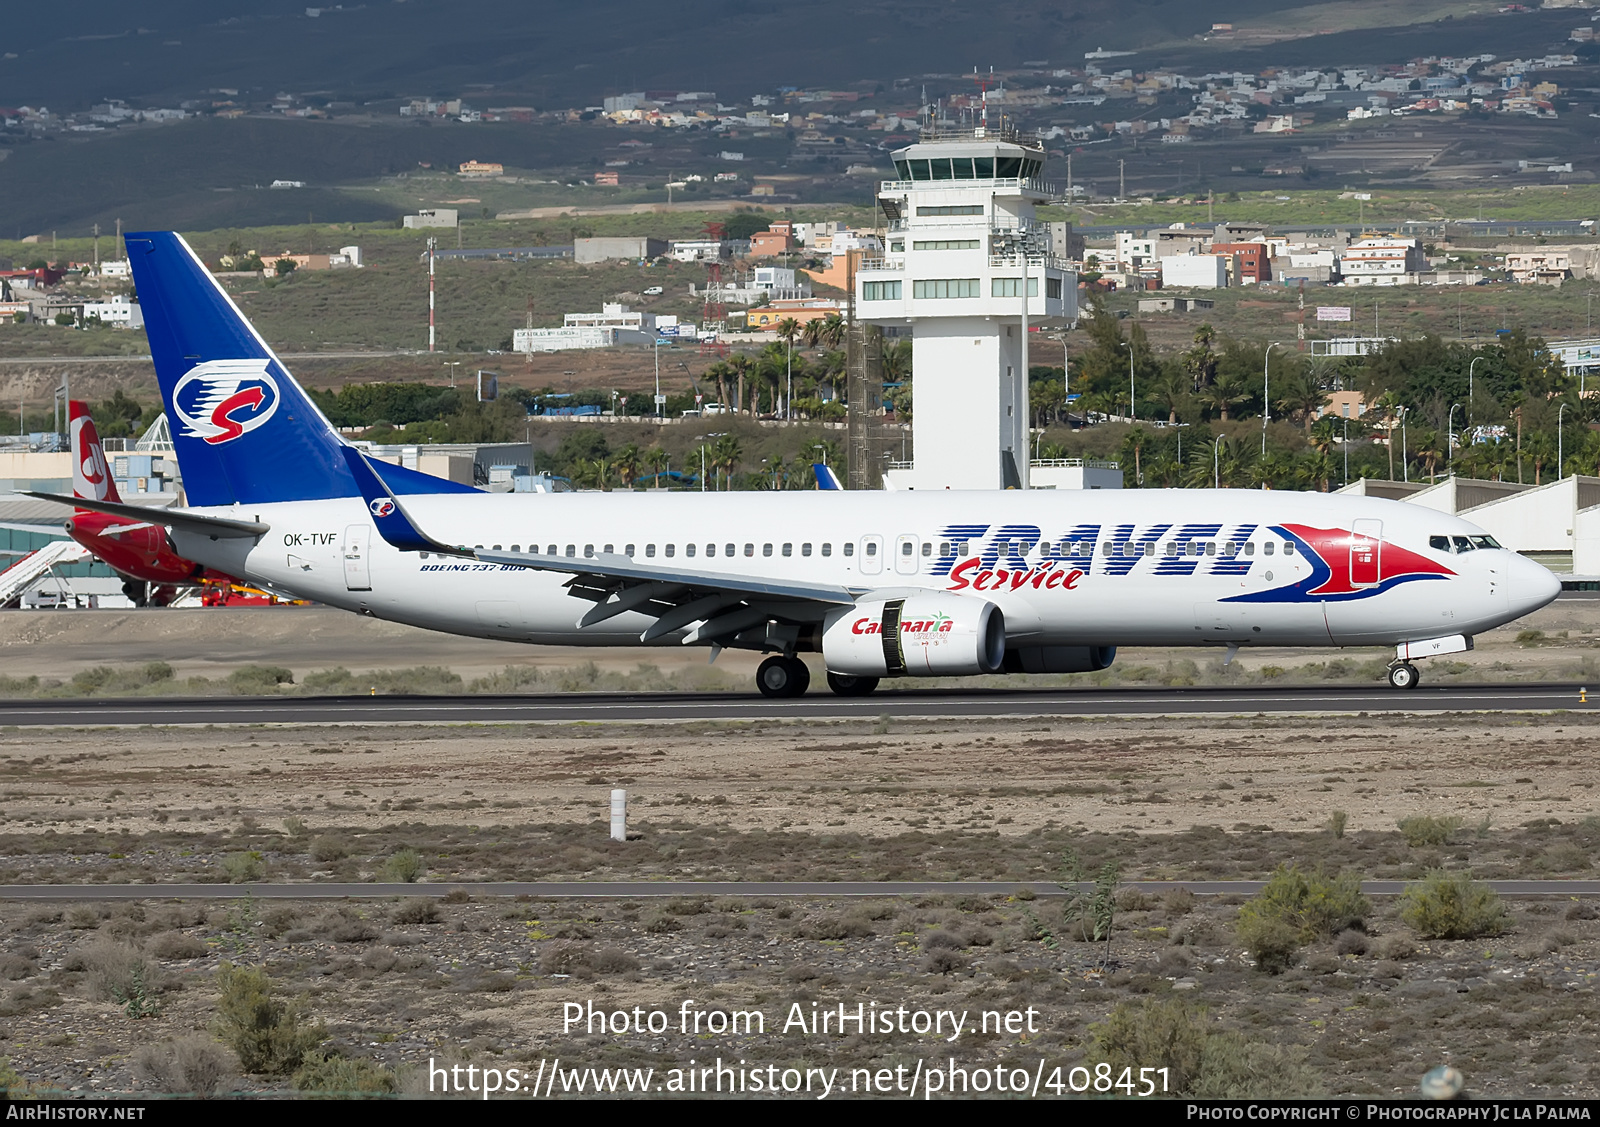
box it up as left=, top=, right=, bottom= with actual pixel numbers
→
left=930, top=522, right=1453, bottom=603
left=1221, top=524, right=1454, bottom=604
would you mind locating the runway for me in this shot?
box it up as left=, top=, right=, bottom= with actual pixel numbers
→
left=0, top=682, right=1589, bottom=726
left=4, top=879, right=1600, bottom=900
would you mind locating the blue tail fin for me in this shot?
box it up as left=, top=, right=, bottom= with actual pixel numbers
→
left=126, top=231, right=475, bottom=507
left=814, top=463, right=844, bottom=490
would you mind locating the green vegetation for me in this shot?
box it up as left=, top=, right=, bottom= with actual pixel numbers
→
left=290, top=1051, right=399, bottom=1099
left=1399, top=871, right=1510, bottom=939
left=1398, top=815, right=1465, bottom=847
left=380, top=848, right=425, bottom=884
left=212, top=963, right=325, bottom=1075
left=1090, top=997, right=1326, bottom=1097
left=1236, top=865, right=1368, bottom=973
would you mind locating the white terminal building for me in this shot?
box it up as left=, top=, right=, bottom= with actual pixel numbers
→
left=854, top=125, right=1080, bottom=490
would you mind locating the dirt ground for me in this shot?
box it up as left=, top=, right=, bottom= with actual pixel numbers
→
left=3, top=602, right=1600, bottom=1100
left=2, top=710, right=1600, bottom=1100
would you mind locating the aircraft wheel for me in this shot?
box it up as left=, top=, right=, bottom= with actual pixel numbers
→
left=1387, top=663, right=1421, bottom=690
left=120, top=578, right=148, bottom=608
left=827, top=672, right=880, bottom=697
left=757, top=655, right=810, bottom=698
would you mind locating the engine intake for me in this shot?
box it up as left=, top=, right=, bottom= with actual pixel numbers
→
left=823, top=594, right=1006, bottom=677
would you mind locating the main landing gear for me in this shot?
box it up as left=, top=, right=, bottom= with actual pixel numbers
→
left=1387, top=663, right=1421, bottom=690
left=756, top=655, right=811, bottom=698
left=754, top=658, right=882, bottom=698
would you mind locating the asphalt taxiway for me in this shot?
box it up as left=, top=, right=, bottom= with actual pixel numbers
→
left=0, top=682, right=1588, bottom=726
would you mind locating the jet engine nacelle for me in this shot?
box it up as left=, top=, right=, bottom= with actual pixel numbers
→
left=1003, top=645, right=1118, bottom=674
left=822, top=594, right=1006, bottom=677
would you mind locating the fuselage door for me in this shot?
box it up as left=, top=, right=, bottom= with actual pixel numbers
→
left=894, top=534, right=920, bottom=575
left=1350, top=519, right=1381, bottom=588
left=343, top=524, right=372, bottom=591
left=859, top=535, right=884, bottom=575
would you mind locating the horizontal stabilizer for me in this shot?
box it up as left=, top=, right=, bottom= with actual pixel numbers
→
left=24, top=491, right=268, bottom=539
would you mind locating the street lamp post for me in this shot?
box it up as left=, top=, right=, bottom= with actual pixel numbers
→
left=1468, top=356, right=1484, bottom=423
left=1559, top=402, right=1568, bottom=480
left=1400, top=407, right=1409, bottom=484
left=1342, top=414, right=1349, bottom=487
left=1262, top=342, right=1281, bottom=456
left=653, top=338, right=666, bottom=420
left=1120, top=341, right=1134, bottom=422
left=1447, top=403, right=1461, bottom=474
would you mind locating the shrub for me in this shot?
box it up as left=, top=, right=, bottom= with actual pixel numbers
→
left=590, top=948, right=640, bottom=974
left=1398, top=815, right=1463, bottom=847
left=308, top=836, right=349, bottom=863
left=0, top=1057, right=24, bottom=1097
left=391, top=899, right=440, bottom=926
left=1236, top=866, right=1368, bottom=974
left=797, top=914, right=874, bottom=940
left=1091, top=997, right=1208, bottom=1094
left=290, top=1051, right=398, bottom=1099
left=134, top=1037, right=235, bottom=1097
left=1192, top=1031, right=1326, bottom=1099
left=1399, top=871, right=1509, bottom=939
left=381, top=849, right=424, bottom=884
left=282, top=817, right=308, bottom=839
left=539, top=942, right=594, bottom=975
left=222, top=852, right=264, bottom=883
left=1092, top=998, right=1326, bottom=1097
left=212, top=963, right=324, bottom=1074
left=1327, top=810, right=1348, bottom=839
left=148, top=931, right=208, bottom=960
left=227, top=665, right=295, bottom=694
left=72, top=939, right=160, bottom=1014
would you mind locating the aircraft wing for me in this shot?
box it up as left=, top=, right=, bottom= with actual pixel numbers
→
left=341, top=445, right=858, bottom=646
left=23, top=492, right=269, bottom=539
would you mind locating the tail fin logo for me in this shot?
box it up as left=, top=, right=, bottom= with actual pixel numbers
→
left=173, top=360, right=281, bottom=445
left=368, top=498, right=396, bottom=518
left=69, top=414, right=113, bottom=502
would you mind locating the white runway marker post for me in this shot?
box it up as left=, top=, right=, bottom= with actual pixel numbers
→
left=610, top=789, right=627, bottom=842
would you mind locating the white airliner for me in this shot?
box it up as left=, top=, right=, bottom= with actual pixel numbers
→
left=39, top=232, right=1562, bottom=698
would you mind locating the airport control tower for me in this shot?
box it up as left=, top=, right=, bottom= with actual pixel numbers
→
left=855, top=120, right=1076, bottom=490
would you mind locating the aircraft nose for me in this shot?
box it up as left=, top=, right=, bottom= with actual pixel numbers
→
left=1507, top=552, right=1561, bottom=615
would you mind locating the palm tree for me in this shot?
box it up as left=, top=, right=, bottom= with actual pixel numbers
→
left=710, top=434, right=742, bottom=490
left=643, top=446, right=670, bottom=488
left=1200, top=372, right=1249, bottom=422
left=1275, top=368, right=1330, bottom=431
left=614, top=443, right=642, bottom=490
left=1151, top=365, right=1192, bottom=424
left=729, top=354, right=754, bottom=417
left=821, top=313, right=847, bottom=349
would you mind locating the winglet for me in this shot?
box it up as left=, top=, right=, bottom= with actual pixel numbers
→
left=814, top=463, right=844, bottom=491
left=338, top=446, right=472, bottom=557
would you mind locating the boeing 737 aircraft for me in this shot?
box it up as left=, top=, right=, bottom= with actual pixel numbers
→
left=38, top=232, right=1562, bottom=697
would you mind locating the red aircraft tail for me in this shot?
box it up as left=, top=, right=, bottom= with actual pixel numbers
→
left=68, top=400, right=122, bottom=504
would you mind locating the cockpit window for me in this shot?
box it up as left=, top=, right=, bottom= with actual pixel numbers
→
left=1430, top=535, right=1450, bottom=551
left=1470, top=535, right=1501, bottom=550
left=1452, top=536, right=1474, bottom=553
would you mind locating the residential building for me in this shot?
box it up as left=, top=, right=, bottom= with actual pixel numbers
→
left=403, top=209, right=459, bottom=229
left=1162, top=255, right=1229, bottom=288
left=79, top=295, right=143, bottom=329
left=564, top=303, right=654, bottom=331
left=748, top=229, right=794, bottom=257
left=1340, top=237, right=1429, bottom=285
left=458, top=160, right=504, bottom=177
left=1211, top=241, right=1271, bottom=284
left=746, top=298, right=845, bottom=330
left=1506, top=250, right=1572, bottom=285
